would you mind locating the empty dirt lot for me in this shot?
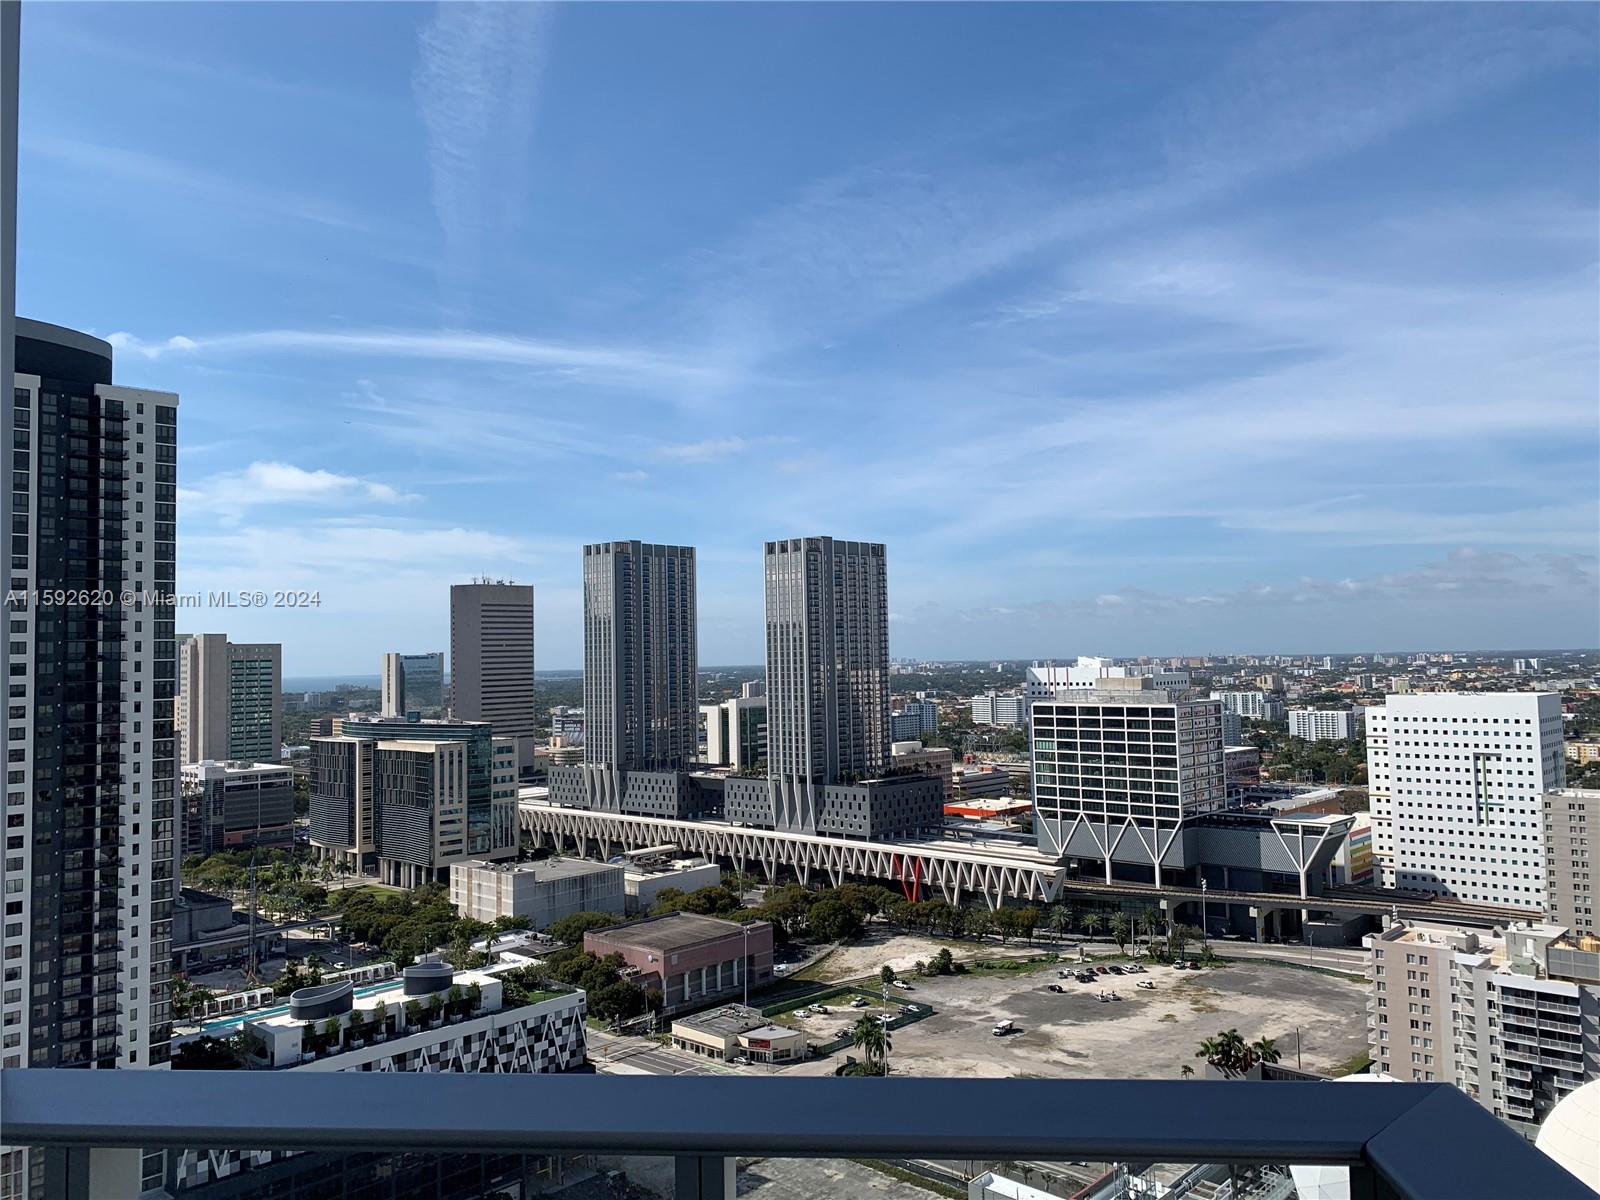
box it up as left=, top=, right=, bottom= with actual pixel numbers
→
left=882, top=960, right=1369, bottom=1079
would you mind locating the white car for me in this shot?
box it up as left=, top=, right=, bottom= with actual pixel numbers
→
left=891, top=980, right=912, bottom=990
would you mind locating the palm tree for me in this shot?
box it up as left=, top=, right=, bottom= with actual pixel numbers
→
left=1138, top=907, right=1163, bottom=949
left=1048, top=906, right=1074, bottom=944
left=1109, top=913, right=1131, bottom=954
left=1251, top=1037, right=1281, bottom=1066
left=1180, top=1065, right=1195, bottom=1079
left=850, top=1014, right=890, bottom=1075
left=1081, top=912, right=1104, bottom=940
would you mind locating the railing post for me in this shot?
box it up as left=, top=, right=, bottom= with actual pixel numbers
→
left=674, top=1154, right=733, bottom=1200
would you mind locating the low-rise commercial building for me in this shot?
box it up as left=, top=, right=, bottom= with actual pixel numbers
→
left=1566, top=741, right=1600, bottom=764
left=671, top=1003, right=805, bottom=1064
left=724, top=772, right=944, bottom=840
left=450, top=858, right=626, bottom=928
left=584, top=913, right=774, bottom=1014
left=945, top=797, right=1031, bottom=822
left=180, top=760, right=297, bottom=856
left=952, top=767, right=1012, bottom=801
left=622, top=854, right=723, bottom=914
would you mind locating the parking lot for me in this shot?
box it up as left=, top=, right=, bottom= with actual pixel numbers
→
left=878, top=959, right=1369, bottom=1079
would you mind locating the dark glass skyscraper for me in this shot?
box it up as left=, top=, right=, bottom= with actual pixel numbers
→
left=6, top=319, right=178, bottom=1080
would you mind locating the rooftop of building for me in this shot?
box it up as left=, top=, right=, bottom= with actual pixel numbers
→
left=455, top=856, right=620, bottom=880
left=946, top=796, right=1029, bottom=811
left=672, top=1003, right=773, bottom=1037
left=587, top=911, right=765, bottom=953
left=182, top=759, right=295, bottom=778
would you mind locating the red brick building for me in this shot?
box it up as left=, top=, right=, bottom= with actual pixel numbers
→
left=584, top=913, right=774, bottom=1014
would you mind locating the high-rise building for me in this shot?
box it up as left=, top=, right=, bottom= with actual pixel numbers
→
left=179, top=760, right=296, bottom=857
left=762, top=536, right=890, bottom=830
left=889, top=711, right=923, bottom=741
left=177, top=634, right=281, bottom=765
left=1544, top=788, right=1599, bottom=938
left=380, top=651, right=444, bottom=717
left=1365, top=692, right=1565, bottom=905
left=1365, top=920, right=1600, bottom=1137
left=723, top=537, right=941, bottom=839
left=1210, top=691, right=1287, bottom=722
left=308, top=735, right=376, bottom=875
left=901, top=698, right=939, bottom=734
left=701, top=695, right=767, bottom=771
left=311, top=715, right=519, bottom=883
left=1221, top=710, right=1244, bottom=746
left=1289, top=708, right=1359, bottom=742
left=1030, top=691, right=1226, bottom=884
left=582, top=541, right=697, bottom=771
left=6, top=319, right=179, bottom=1084
left=449, top=580, right=536, bottom=767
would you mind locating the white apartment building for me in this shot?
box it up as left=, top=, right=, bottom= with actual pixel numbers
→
left=1289, top=708, right=1359, bottom=742
left=970, top=691, right=1028, bottom=727
left=1025, top=657, right=1190, bottom=699
left=1365, top=921, right=1600, bottom=1137
left=1365, top=692, right=1565, bottom=906
left=1211, top=691, right=1287, bottom=722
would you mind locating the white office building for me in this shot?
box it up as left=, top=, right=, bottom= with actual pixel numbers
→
left=177, top=633, right=282, bottom=766
left=1365, top=692, right=1565, bottom=905
left=1289, top=708, right=1359, bottom=742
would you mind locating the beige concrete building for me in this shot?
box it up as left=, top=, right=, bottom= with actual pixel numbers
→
left=1545, top=789, right=1599, bottom=938
left=671, top=1003, right=806, bottom=1064
left=449, top=581, right=536, bottom=768
left=1365, top=920, right=1600, bottom=1137
left=177, top=633, right=281, bottom=766
left=449, top=857, right=625, bottom=927
left=1566, top=741, right=1600, bottom=764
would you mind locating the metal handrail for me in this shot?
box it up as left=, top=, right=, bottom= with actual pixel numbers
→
left=1, top=1070, right=1590, bottom=1200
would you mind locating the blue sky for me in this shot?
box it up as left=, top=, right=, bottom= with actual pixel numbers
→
left=16, top=3, right=1599, bottom=672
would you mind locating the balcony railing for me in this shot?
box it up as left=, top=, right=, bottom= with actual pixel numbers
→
left=1, top=1070, right=1590, bottom=1200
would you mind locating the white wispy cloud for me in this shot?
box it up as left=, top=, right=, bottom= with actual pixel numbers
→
left=652, top=435, right=792, bottom=463
left=609, top=470, right=650, bottom=483
left=101, top=326, right=735, bottom=396
left=181, top=461, right=415, bottom=518
left=675, top=6, right=1591, bottom=364
left=23, top=136, right=376, bottom=233
left=414, top=2, right=551, bottom=302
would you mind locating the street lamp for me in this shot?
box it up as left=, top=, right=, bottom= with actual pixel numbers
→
left=1200, top=879, right=1208, bottom=950
left=742, top=922, right=750, bottom=1008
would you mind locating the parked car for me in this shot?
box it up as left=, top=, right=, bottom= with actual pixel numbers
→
left=891, top=980, right=913, bottom=990
left=850, top=996, right=869, bottom=1008
left=1047, top=983, right=1066, bottom=994
left=992, top=1020, right=1016, bottom=1037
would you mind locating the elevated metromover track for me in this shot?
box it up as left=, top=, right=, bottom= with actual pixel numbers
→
left=517, top=800, right=1537, bottom=931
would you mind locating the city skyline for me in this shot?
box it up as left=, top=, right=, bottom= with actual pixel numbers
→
left=13, top=2, right=1597, bottom=671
